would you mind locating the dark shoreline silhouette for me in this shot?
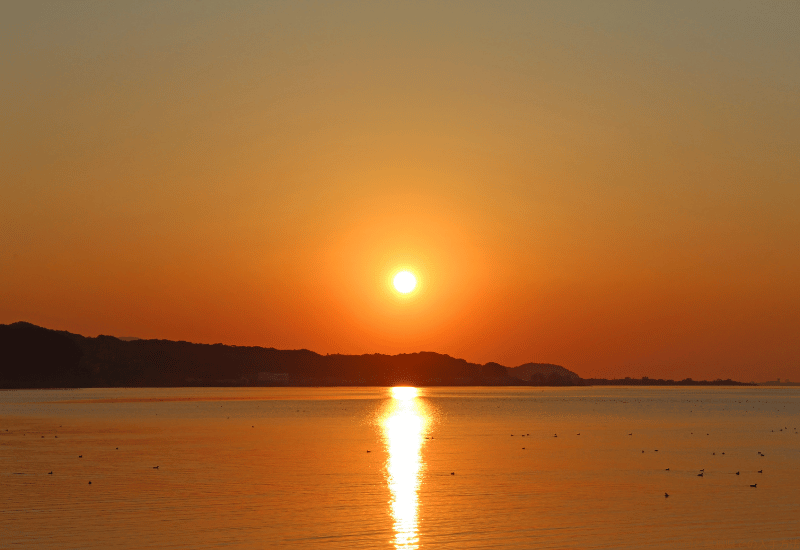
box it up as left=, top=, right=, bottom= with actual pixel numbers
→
left=0, top=322, right=755, bottom=389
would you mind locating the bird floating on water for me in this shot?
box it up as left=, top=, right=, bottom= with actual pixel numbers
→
left=750, top=483, right=757, bottom=488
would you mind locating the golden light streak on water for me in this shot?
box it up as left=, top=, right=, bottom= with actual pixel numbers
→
left=6, top=387, right=800, bottom=549
left=383, top=387, right=426, bottom=549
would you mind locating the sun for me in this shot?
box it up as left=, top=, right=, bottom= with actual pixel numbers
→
left=391, top=386, right=418, bottom=400
left=393, top=271, right=417, bottom=294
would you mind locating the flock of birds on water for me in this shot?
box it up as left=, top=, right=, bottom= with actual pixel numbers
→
left=4, top=397, right=799, bottom=499
left=506, top=428, right=794, bottom=497
left=3, top=425, right=159, bottom=485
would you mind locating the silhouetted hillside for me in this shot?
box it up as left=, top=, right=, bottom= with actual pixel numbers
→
left=0, top=322, right=88, bottom=387
left=0, top=323, right=526, bottom=388
left=506, top=363, right=583, bottom=386
left=0, top=323, right=756, bottom=388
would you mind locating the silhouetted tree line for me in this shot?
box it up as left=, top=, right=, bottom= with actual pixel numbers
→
left=1, top=323, right=567, bottom=388
left=0, top=323, right=88, bottom=387
left=508, top=363, right=584, bottom=386
left=0, top=323, right=753, bottom=388
left=583, top=376, right=755, bottom=386
left=528, top=372, right=583, bottom=386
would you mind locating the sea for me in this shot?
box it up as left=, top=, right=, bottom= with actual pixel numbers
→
left=1, top=386, right=798, bottom=549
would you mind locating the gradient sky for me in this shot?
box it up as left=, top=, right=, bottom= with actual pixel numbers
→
left=2, top=1, right=798, bottom=381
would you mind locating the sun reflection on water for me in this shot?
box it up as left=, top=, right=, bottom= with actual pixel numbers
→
left=382, top=387, right=427, bottom=550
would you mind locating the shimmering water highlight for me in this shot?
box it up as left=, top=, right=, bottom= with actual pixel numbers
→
left=2, top=386, right=798, bottom=549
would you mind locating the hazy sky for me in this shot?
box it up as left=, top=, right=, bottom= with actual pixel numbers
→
left=2, top=1, right=798, bottom=380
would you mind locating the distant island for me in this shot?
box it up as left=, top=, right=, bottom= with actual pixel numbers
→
left=0, top=322, right=756, bottom=389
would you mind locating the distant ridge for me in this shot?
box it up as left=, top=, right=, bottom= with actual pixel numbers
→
left=506, top=363, right=582, bottom=384
left=0, top=322, right=560, bottom=388
left=0, top=322, right=755, bottom=389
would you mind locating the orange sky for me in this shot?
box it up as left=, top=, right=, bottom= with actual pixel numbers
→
left=2, top=2, right=798, bottom=381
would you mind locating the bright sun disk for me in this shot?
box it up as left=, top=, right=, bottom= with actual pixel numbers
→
left=393, top=271, right=417, bottom=293
left=391, top=386, right=418, bottom=400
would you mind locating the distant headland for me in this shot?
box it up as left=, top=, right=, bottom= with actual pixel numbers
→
left=0, top=322, right=756, bottom=389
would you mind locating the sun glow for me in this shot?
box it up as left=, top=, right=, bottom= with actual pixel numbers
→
left=391, top=386, right=418, bottom=400
left=382, top=387, right=427, bottom=550
left=393, top=271, right=417, bottom=294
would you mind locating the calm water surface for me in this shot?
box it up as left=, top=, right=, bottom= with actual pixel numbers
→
left=1, top=387, right=798, bottom=549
